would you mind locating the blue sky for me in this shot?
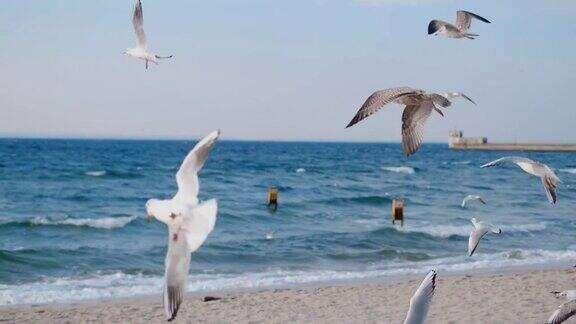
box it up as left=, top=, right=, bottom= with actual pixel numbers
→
left=1, top=0, right=575, bottom=142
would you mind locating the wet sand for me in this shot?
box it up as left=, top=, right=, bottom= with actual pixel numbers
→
left=2, top=268, right=575, bottom=323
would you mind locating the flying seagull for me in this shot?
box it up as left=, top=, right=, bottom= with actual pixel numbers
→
left=461, top=195, right=486, bottom=208
left=428, top=10, right=491, bottom=39
left=481, top=157, right=561, bottom=204
left=547, top=300, right=576, bottom=324
left=346, top=87, right=475, bottom=156
left=468, top=218, right=501, bottom=256
left=443, top=92, right=476, bottom=105
left=146, top=130, right=220, bottom=321
left=403, top=270, right=437, bottom=324
left=124, top=0, right=173, bottom=69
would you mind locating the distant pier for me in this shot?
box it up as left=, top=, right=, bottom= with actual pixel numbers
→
left=448, top=130, right=576, bottom=152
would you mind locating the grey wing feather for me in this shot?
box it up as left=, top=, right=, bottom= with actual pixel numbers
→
left=480, top=156, right=534, bottom=168
left=404, top=270, right=437, bottom=324
left=346, top=87, right=418, bottom=128
left=547, top=300, right=576, bottom=324
left=401, top=102, right=434, bottom=157
left=456, top=11, right=491, bottom=32
left=133, top=0, right=147, bottom=48
left=468, top=226, right=489, bottom=256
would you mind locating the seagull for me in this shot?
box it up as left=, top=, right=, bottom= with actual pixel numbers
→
left=551, top=290, right=576, bottom=301
left=124, top=0, right=173, bottom=69
left=481, top=157, right=561, bottom=204
left=468, top=218, right=501, bottom=256
left=266, top=230, right=275, bottom=240
left=145, top=130, right=220, bottom=321
left=346, top=87, right=475, bottom=156
left=461, top=195, right=486, bottom=208
left=428, top=11, right=491, bottom=39
left=547, top=300, right=576, bottom=324
left=443, top=92, right=476, bottom=105
left=403, top=270, right=437, bottom=324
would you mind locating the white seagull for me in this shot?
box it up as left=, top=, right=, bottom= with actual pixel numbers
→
left=443, top=92, right=476, bottom=105
left=461, top=195, right=486, bottom=208
left=124, top=0, right=173, bottom=69
left=145, top=130, right=220, bottom=321
left=266, top=230, right=275, bottom=240
left=468, top=218, right=501, bottom=256
left=551, top=290, right=576, bottom=301
left=481, top=156, right=561, bottom=204
left=346, top=87, right=475, bottom=156
left=428, top=11, right=491, bottom=39
left=547, top=296, right=576, bottom=324
left=404, top=270, right=437, bottom=324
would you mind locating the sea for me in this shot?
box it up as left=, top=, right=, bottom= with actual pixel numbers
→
left=0, top=139, right=575, bottom=305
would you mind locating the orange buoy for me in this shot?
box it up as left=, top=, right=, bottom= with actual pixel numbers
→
left=267, top=186, right=278, bottom=211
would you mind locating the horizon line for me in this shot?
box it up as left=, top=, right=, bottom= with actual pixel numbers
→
left=0, top=134, right=452, bottom=145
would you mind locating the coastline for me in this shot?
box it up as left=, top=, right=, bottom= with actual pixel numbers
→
left=2, top=267, right=574, bottom=323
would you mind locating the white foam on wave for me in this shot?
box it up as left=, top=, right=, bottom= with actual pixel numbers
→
left=1, top=248, right=575, bottom=305
left=296, top=168, right=306, bottom=173
left=401, top=222, right=548, bottom=238
left=559, top=168, right=576, bottom=175
left=31, top=216, right=138, bottom=230
left=381, top=166, right=415, bottom=174
left=85, top=170, right=107, bottom=177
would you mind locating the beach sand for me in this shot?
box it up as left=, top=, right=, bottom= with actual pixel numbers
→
left=2, top=268, right=576, bottom=323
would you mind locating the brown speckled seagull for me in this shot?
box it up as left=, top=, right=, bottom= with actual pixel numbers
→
left=346, top=87, right=474, bottom=156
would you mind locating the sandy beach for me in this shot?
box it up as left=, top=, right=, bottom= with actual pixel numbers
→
left=2, top=268, right=575, bottom=323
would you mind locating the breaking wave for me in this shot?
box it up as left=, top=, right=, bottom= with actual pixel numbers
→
left=1, top=248, right=574, bottom=305
left=381, top=166, right=415, bottom=174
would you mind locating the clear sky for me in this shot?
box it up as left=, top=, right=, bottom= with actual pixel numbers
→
left=1, top=0, right=575, bottom=142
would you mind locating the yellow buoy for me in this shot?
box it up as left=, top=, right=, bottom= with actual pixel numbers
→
left=392, top=198, right=405, bottom=226
left=267, top=186, right=278, bottom=208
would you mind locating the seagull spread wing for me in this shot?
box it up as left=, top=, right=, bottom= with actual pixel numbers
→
left=174, top=130, right=220, bottom=205
left=181, top=199, right=218, bottom=252
left=401, top=101, right=434, bottom=157
left=428, top=20, right=456, bottom=35
left=468, top=222, right=491, bottom=256
left=163, top=200, right=217, bottom=321
left=455, top=11, right=491, bottom=32
left=132, top=0, right=147, bottom=49
left=346, top=87, right=419, bottom=128
left=547, top=300, right=576, bottom=324
left=404, top=270, right=437, bottom=324
left=480, top=156, right=534, bottom=168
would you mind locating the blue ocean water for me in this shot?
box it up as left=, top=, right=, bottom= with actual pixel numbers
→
left=0, top=138, right=575, bottom=305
